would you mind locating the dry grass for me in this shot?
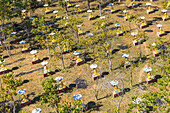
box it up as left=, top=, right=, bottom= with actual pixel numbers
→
left=1, top=0, right=169, bottom=112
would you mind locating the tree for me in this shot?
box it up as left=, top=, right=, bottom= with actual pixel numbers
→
left=40, top=76, right=60, bottom=113
left=0, top=72, right=22, bottom=113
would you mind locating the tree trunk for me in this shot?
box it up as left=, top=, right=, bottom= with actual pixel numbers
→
left=45, top=35, right=51, bottom=57
left=59, top=46, right=65, bottom=69
left=87, top=0, right=90, bottom=9
left=99, top=0, right=102, bottom=16
left=107, top=54, right=112, bottom=70
left=128, top=20, right=131, bottom=31
left=1, top=20, right=10, bottom=55
left=25, top=25, right=31, bottom=38
left=75, top=30, right=79, bottom=44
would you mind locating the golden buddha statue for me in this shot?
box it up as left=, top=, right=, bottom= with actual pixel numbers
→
left=58, top=81, right=66, bottom=90
left=125, top=13, right=127, bottom=18
left=67, top=2, right=71, bottom=7
left=76, top=56, right=83, bottom=63
left=21, top=94, right=29, bottom=103
left=63, top=45, right=69, bottom=52
left=0, top=64, right=7, bottom=72
left=92, top=69, right=100, bottom=77
left=134, top=36, right=138, bottom=43
left=33, top=55, right=39, bottom=61
left=132, top=0, right=135, bottom=4
left=78, top=28, right=83, bottom=34
left=125, top=58, right=130, bottom=66
left=23, top=13, right=26, bottom=19
left=44, top=66, right=50, bottom=74
left=113, top=85, right=121, bottom=94
left=164, top=12, right=167, bottom=18
left=147, top=72, right=154, bottom=81
left=46, top=7, right=50, bottom=12
left=22, top=45, right=28, bottom=51
left=78, top=7, right=81, bottom=12
left=148, top=6, right=151, bottom=11
left=55, top=14, right=60, bottom=19
left=89, top=13, right=93, bottom=18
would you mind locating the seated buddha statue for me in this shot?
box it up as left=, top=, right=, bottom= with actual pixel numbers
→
left=113, top=86, right=121, bottom=94
left=21, top=94, right=29, bottom=103
left=125, top=58, right=131, bottom=66
left=78, top=28, right=83, bottom=34
left=23, top=13, right=26, bottom=19
left=78, top=7, right=82, bottom=12
left=125, top=13, right=128, bottom=18
left=63, top=45, right=69, bottom=52
left=44, top=66, right=51, bottom=74
left=164, top=12, right=168, bottom=18
left=67, top=2, right=72, bottom=7
left=147, top=72, right=154, bottom=81
left=89, top=13, right=93, bottom=18
left=76, top=56, right=83, bottom=63
left=92, top=69, right=100, bottom=77
left=45, top=7, right=50, bottom=12
left=117, top=28, right=123, bottom=34
left=0, top=64, right=7, bottom=72
left=111, top=7, right=114, bottom=12
left=55, top=14, right=60, bottom=19
left=22, top=45, right=29, bottom=51
left=33, top=55, right=39, bottom=62
left=133, top=37, right=138, bottom=43
left=159, top=28, right=164, bottom=34
left=58, top=81, right=67, bottom=90
left=148, top=6, right=152, bottom=11
left=154, top=48, right=160, bottom=54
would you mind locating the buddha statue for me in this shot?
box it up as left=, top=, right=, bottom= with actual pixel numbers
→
left=148, top=6, right=151, bottom=11
left=164, top=12, right=168, bottom=18
left=46, top=7, right=50, bottom=12
left=89, top=13, right=93, bottom=18
left=154, top=48, right=160, bottom=54
left=134, top=36, right=138, bottom=43
left=125, top=58, right=131, bottom=66
left=67, top=1, right=71, bottom=7
left=63, top=45, right=69, bottom=52
left=78, top=7, right=81, bottom=12
left=21, top=94, right=29, bottom=104
left=0, top=64, right=7, bottom=72
left=58, top=81, right=67, bottom=90
left=22, top=45, right=28, bottom=51
left=147, top=72, right=154, bottom=81
left=44, top=66, right=51, bottom=74
left=76, top=56, right=83, bottom=63
left=92, top=69, right=100, bottom=77
left=113, top=85, right=121, bottom=94
left=33, top=55, right=39, bottom=62
left=78, top=28, right=83, bottom=34
left=23, top=13, right=26, bottom=19
left=55, top=14, right=60, bottom=19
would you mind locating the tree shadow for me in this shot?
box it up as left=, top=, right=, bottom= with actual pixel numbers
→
left=3, top=55, right=9, bottom=59
left=146, top=21, right=152, bottom=25
left=15, top=67, right=44, bottom=77
left=6, top=58, right=25, bottom=66
left=118, top=45, right=130, bottom=50
left=74, top=78, right=88, bottom=89
left=32, top=95, right=41, bottom=104
left=68, top=84, right=76, bottom=90
left=87, top=101, right=103, bottom=112
left=112, top=49, right=120, bottom=54
left=165, top=31, right=170, bottom=34
left=97, top=94, right=111, bottom=100
left=132, top=81, right=147, bottom=87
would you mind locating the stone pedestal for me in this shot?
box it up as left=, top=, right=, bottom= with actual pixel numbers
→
left=146, top=77, right=156, bottom=84
left=32, top=59, right=41, bottom=64
left=44, top=71, right=53, bottom=77
left=76, top=61, right=84, bottom=66
left=153, top=51, right=161, bottom=57
left=58, top=86, right=68, bottom=93
left=22, top=48, right=30, bottom=53
left=111, top=10, right=118, bottom=14
left=0, top=69, right=9, bottom=75
left=113, top=91, right=123, bottom=98
left=147, top=10, right=154, bottom=14
left=20, top=99, right=32, bottom=107
left=157, top=32, right=166, bottom=37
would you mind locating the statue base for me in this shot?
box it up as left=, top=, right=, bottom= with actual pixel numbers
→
left=146, top=77, right=156, bottom=84
left=67, top=5, right=72, bottom=8
left=124, top=17, right=128, bottom=21
left=111, top=10, right=118, bottom=14
left=0, top=69, right=9, bottom=75
left=11, top=39, right=21, bottom=43
left=45, top=11, right=52, bottom=14
left=56, top=17, right=61, bottom=20
left=92, top=74, right=102, bottom=80
left=153, top=51, right=161, bottom=57
left=78, top=32, right=85, bottom=36
left=89, top=17, right=96, bottom=20
left=116, top=32, right=124, bottom=36
left=20, top=99, right=32, bottom=107
left=140, top=24, right=148, bottom=29
left=62, top=50, right=70, bottom=54
left=58, top=86, right=68, bottom=93
left=133, top=41, right=139, bottom=46
left=77, top=11, right=83, bottom=14
left=147, top=10, right=154, bottom=14
left=44, top=71, right=53, bottom=77
left=162, top=16, right=170, bottom=21
left=132, top=3, right=139, bottom=8
left=113, top=91, right=123, bottom=98
left=76, top=61, right=84, bottom=66
left=157, top=32, right=166, bottom=37
left=124, top=64, right=131, bottom=69
left=32, top=59, right=41, bottom=64
left=22, top=48, right=30, bottom=53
